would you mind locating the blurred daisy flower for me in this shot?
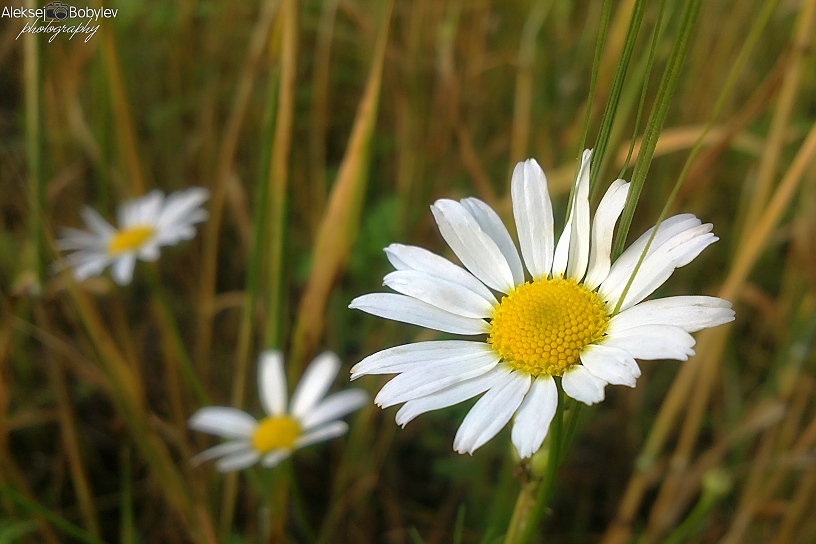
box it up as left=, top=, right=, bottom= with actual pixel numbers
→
left=189, top=351, right=368, bottom=472
left=56, top=187, right=209, bottom=285
left=350, top=150, right=734, bottom=458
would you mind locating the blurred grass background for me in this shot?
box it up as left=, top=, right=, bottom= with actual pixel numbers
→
left=1, top=0, right=816, bottom=542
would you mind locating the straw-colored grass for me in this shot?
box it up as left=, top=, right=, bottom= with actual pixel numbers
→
left=1, top=0, right=815, bottom=542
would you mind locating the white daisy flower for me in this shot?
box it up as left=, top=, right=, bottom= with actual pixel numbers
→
left=349, top=150, right=735, bottom=458
left=189, top=351, right=368, bottom=472
left=56, top=187, right=210, bottom=285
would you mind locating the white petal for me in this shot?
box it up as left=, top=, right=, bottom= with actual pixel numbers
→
left=383, top=270, right=496, bottom=318
left=301, top=389, right=368, bottom=429
left=258, top=350, right=287, bottom=416
left=384, top=244, right=497, bottom=305
left=351, top=341, right=493, bottom=379
left=511, top=376, right=557, bottom=458
left=602, top=324, right=696, bottom=360
left=395, top=366, right=509, bottom=426
left=349, top=293, right=489, bottom=335
left=191, top=441, right=251, bottom=465
left=430, top=199, right=516, bottom=292
left=460, top=197, right=524, bottom=285
left=188, top=407, right=257, bottom=439
left=119, top=191, right=163, bottom=228
left=215, top=450, right=260, bottom=472
left=72, top=254, right=111, bottom=280
left=261, top=450, right=291, bottom=468
left=453, top=370, right=531, bottom=454
left=561, top=366, right=606, bottom=405
left=290, top=351, right=341, bottom=418
left=81, top=206, right=115, bottom=236
left=609, top=296, right=735, bottom=333
left=56, top=227, right=101, bottom=250
left=158, top=187, right=210, bottom=229
left=111, top=254, right=137, bottom=285
left=566, top=149, right=592, bottom=281
left=600, top=214, right=700, bottom=297
left=604, top=225, right=717, bottom=310
left=579, top=344, right=640, bottom=387
left=584, top=179, right=629, bottom=289
left=139, top=242, right=161, bottom=262
left=511, top=159, right=555, bottom=279
left=294, top=421, right=349, bottom=449
left=374, top=352, right=499, bottom=408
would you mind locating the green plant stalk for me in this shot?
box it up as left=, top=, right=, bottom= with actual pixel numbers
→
left=566, top=0, right=613, bottom=215
left=617, top=0, right=667, bottom=181
left=611, top=0, right=703, bottom=262
left=0, top=485, right=106, bottom=544
left=263, top=0, right=298, bottom=353
left=589, top=0, right=646, bottom=195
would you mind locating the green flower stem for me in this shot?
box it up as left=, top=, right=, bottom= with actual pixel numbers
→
left=143, top=264, right=209, bottom=406
left=504, top=382, right=568, bottom=544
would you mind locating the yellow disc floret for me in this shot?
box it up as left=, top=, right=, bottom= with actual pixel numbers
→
left=251, top=416, right=301, bottom=453
left=488, top=277, right=609, bottom=377
left=108, top=226, right=155, bottom=254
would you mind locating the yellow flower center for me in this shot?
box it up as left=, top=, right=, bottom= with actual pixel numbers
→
left=251, top=416, right=301, bottom=454
left=488, top=277, right=609, bottom=377
left=107, top=226, right=155, bottom=254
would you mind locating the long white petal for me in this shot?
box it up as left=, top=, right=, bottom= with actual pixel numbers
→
left=460, top=197, right=525, bottom=285
left=453, top=370, right=531, bottom=454
left=430, top=199, right=516, bottom=292
left=294, top=421, right=349, bottom=449
left=384, top=244, right=497, bottom=305
left=375, top=353, right=499, bottom=408
left=111, top=254, right=137, bottom=285
left=561, top=365, right=606, bottom=405
left=291, top=351, right=341, bottom=418
left=604, top=225, right=717, bottom=310
left=566, top=149, right=592, bottom=281
left=158, top=187, right=210, bottom=228
left=584, top=179, right=629, bottom=289
left=600, top=214, right=700, bottom=297
left=301, top=389, right=368, bottom=430
left=261, top=450, right=291, bottom=468
left=80, top=206, right=115, bottom=236
left=188, top=407, right=257, bottom=439
left=215, top=450, right=260, bottom=472
left=191, top=441, right=251, bottom=465
left=351, top=341, right=493, bottom=379
left=349, top=293, right=489, bottom=335
left=579, top=344, right=640, bottom=387
left=511, top=376, right=557, bottom=458
left=395, top=366, right=508, bottom=426
left=72, top=255, right=112, bottom=281
left=383, top=270, right=496, bottom=318
left=258, top=350, right=287, bottom=416
left=609, top=296, right=735, bottom=333
left=511, top=158, right=555, bottom=279
left=602, top=324, right=696, bottom=360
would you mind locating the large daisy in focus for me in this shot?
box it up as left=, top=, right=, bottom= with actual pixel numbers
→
left=189, top=351, right=368, bottom=472
left=349, top=150, right=734, bottom=458
left=56, top=187, right=209, bottom=285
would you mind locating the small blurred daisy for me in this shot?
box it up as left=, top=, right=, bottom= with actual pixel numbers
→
left=350, top=150, right=734, bottom=458
left=189, top=351, right=368, bottom=472
left=56, top=187, right=209, bottom=285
